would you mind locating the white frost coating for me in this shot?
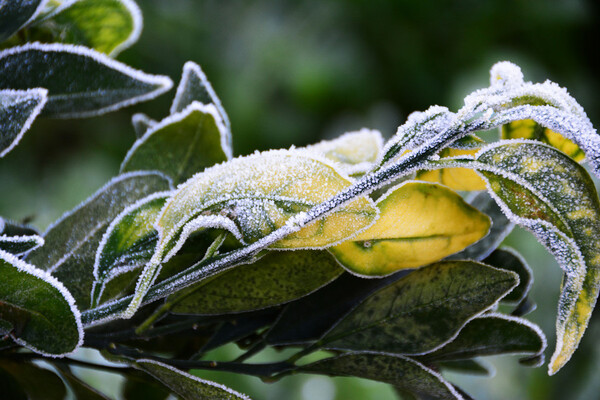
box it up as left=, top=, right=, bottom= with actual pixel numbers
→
left=131, top=112, right=157, bottom=137
left=0, top=88, right=48, bottom=157
left=135, top=359, right=252, bottom=400
left=107, top=0, right=143, bottom=57
left=9, top=0, right=51, bottom=33
left=170, top=61, right=232, bottom=156
left=41, top=170, right=173, bottom=273
left=0, top=42, right=173, bottom=118
left=489, top=61, right=524, bottom=89
left=0, top=248, right=84, bottom=357
left=0, top=234, right=44, bottom=253
left=121, top=101, right=232, bottom=171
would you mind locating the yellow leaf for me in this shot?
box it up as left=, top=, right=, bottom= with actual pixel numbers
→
left=330, top=181, right=491, bottom=276
left=417, top=147, right=487, bottom=191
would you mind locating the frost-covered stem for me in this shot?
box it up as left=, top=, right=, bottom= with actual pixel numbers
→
left=82, top=122, right=474, bottom=326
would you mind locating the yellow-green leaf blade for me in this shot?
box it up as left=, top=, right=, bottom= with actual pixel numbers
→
left=330, top=181, right=490, bottom=276
left=417, top=147, right=487, bottom=191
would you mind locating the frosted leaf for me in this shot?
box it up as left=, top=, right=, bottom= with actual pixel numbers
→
left=123, top=149, right=378, bottom=318
left=121, top=101, right=231, bottom=183
left=0, top=42, right=173, bottom=118
left=0, top=233, right=44, bottom=255
left=303, top=128, right=383, bottom=176
left=0, top=248, right=83, bottom=357
left=131, top=112, right=157, bottom=138
left=170, top=61, right=232, bottom=156
left=0, top=88, right=48, bottom=157
left=470, top=140, right=600, bottom=374
left=0, top=0, right=47, bottom=42
left=489, top=61, right=524, bottom=89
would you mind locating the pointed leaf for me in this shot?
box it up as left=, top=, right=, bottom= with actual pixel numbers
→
left=92, top=191, right=171, bottom=308
left=0, top=249, right=83, bottom=356
left=304, top=129, right=383, bottom=176
left=0, top=88, right=47, bottom=157
left=320, top=261, right=517, bottom=354
left=121, top=102, right=230, bottom=184
left=0, top=233, right=43, bottom=255
left=502, top=119, right=585, bottom=161
left=301, top=352, right=464, bottom=400
left=170, top=61, right=231, bottom=153
left=471, top=140, right=600, bottom=373
left=134, top=359, right=252, bottom=400
left=483, top=248, right=532, bottom=304
left=330, top=181, right=490, bottom=276
left=27, top=171, right=172, bottom=307
left=169, top=250, right=344, bottom=315
left=125, top=150, right=377, bottom=318
left=419, top=314, right=546, bottom=365
left=30, top=0, right=142, bottom=56
left=0, top=360, right=67, bottom=400
left=132, top=112, right=157, bottom=138
left=0, top=0, right=44, bottom=42
left=0, top=43, right=172, bottom=118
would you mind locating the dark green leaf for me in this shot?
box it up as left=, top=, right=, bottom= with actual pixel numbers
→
left=27, top=171, right=172, bottom=307
left=170, top=250, right=344, bottom=315
left=301, top=352, right=463, bottom=400
left=132, top=112, right=157, bottom=138
left=0, top=43, right=172, bottom=118
left=448, top=191, right=514, bottom=261
left=56, top=366, right=111, bottom=400
left=0, top=233, right=43, bottom=255
left=121, top=101, right=230, bottom=184
left=320, top=261, right=518, bottom=354
left=0, top=366, right=27, bottom=400
left=0, top=0, right=43, bottom=42
left=134, top=359, right=252, bottom=400
left=0, top=88, right=47, bottom=157
left=483, top=248, right=532, bottom=304
left=437, top=359, right=493, bottom=376
left=31, top=0, right=142, bottom=56
left=0, top=249, right=82, bottom=356
left=419, top=314, right=546, bottom=365
left=0, top=360, right=66, bottom=400
left=122, top=374, right=170, bottom=400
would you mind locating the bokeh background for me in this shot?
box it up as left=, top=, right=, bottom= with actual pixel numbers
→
left=2, top=1, right=600, bottom=399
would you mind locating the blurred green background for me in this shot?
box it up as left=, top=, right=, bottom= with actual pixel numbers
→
left=2, top=0, right=600, bottom=399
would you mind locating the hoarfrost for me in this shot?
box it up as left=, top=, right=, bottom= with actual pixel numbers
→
left=131, top=112, right=157, bottom=138
left=0, top=88, right=48, bottom=157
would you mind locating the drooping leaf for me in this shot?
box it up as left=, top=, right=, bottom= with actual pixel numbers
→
left=0, top=360, right=67, bottom=400
left=330, top=181, right=490, bottom=276
left=121, top=101, right=230, bottom=184
left=483, top=248, right=533, bottom=304
left=134, top=359, right=252, bottom=400
left=170, top=61, right=231, bottom=149
left=125, top=150, right=378, bottom=318
left=301, top=352, right=464, bottom=400
left=169, top=250, right=344, bottom=315
left=0, top=249, right=83, bottom=356
left=502, top=119, right=585, bottom=162
left=436, top=359, right=493, bottom=376
left=0, top=88, right=47, bottom=157
left=304, top=129, right=383, bottom=176
left=29, top=0, right=142, bottom=56
left=470, top=140, right=600, bottom=374
left=319, top=261, right=517, bottom=355
left=416, top=146, right=487, bottom=191
left=91, top=191, right=171, bottom=308
left=418, top=314, right=546, bottom=365
left=0, top=0, right=45, bottom=42
left=132, top=112, right=157, bottom=138
left=448, top=191, right=514, bottom=261
left=265, top=270, right=412, bottom=346
left=0, top=42, right=172, bottom=118
left=27, top=171, right=172, bottom=307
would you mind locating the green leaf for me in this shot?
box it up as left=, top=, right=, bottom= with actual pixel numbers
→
left=169, top=250, right=344, bottom=315
left=303, top=129, right=383, bottom=176
left=319, top=261, right=518, bottom=355
left=0, top=0, right=44, bottom=42
left=0, top=233, right=43, bottom=255
left=121, top=101, right=230, bottom=184
left=436, top=359, right=493, bottom=376
left=0, top=360, right=66, bottom=400
left=483, top=248, right=532, bottom=304
left=0, top=42, right=172, bottom=118
left=330, top=181, right=491, bottom=276
left=301, top=352, right=463, bottom=400
left=0, top=249, right=83, bottom=356
left=125, top=149, right=377, bottom=318
left=56, top=366, right=111, bottom=400
left=27, top=171, right=172, bottom=307
left=31, top=0, right=142, bottom=56
left=91, top=192, right=170, bottom=308
left=0, top=88, right=47, bottom=157
left=134, top=359, right=252, bottom=400
left=122, top=374, right=170, bottom=400
left=471, top=140, right=600, bottom=374
left=418, top=314, right=546, bottom=365
left=170, top=62, right=231, bottom=145
left=131, top=112, right=157, bottom=138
